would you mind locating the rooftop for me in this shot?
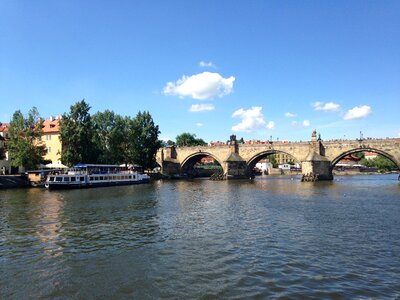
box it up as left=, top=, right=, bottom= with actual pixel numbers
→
left=42, top=118, right=60, bottom=133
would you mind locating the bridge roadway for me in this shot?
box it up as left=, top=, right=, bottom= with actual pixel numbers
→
left=157, top=134, right=400, bottom=180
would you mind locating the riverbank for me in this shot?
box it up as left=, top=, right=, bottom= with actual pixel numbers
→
left=333, top=170, right=399, bottom=176
left=0, top=175, right=29, bottom=189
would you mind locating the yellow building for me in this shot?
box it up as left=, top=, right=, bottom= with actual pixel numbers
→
left=272, top=153, right=295, bottom=164
left=42, top=117, right=63, bottom=165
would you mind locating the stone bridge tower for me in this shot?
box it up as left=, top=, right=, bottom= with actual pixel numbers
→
left=301, top=130, right=333, bottom=180
left=224, top=135, right=248, bottom=179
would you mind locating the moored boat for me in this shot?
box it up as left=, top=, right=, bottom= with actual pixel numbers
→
left=45, top=164, right=150, bottom=189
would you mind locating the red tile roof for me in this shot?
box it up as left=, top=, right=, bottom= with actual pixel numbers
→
left=0, top=123, right=10, bottom=133
left=42, top=119, right=60, bottom=133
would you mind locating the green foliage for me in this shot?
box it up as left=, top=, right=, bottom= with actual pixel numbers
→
left=7, top=107, right=47, bottom=170
left=92, top=110, right=127, bottom=164
left=59, top=100, right=99, bottom=166
left=176, top=132, right=207, bottom=147
left=268, top=154, right=278, bottom=168
left=353, top=151, right=365, bottom=159
left=361, top=155, right=397, bottom=172
left=60, top=101, right=161, bottom=169
left=166, top=140, right=175, bottom=146
left=125, top=111, right=162, bottom=170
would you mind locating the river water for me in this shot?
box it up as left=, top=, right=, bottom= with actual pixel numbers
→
left=1, top=174, right=400, bottom=299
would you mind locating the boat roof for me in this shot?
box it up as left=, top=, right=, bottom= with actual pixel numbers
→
left=74, top=164, right=121, bottom=168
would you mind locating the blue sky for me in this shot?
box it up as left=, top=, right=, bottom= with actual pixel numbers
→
left=1, top=0, right=399, bottom=142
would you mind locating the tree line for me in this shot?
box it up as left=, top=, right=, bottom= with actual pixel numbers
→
left=6, top=100, right=162, bottom=170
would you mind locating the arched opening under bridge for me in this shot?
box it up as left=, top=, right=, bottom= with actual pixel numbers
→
left=247, top=150, right=301, bottom=177
left=331, top=148, right=400, bottom=175
left=181, top=153, right=224, bottom=178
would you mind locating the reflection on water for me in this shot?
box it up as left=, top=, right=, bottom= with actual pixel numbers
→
left=1, top=175, right=400, bottom=298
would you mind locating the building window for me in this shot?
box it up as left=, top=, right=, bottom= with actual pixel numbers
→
left=46, top=135, right=52, bottom=141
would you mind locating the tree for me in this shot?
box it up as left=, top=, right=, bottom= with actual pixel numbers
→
left=59, top=100, right=99, bottom=166
left=92, top=110, right=127, bottom=164
left=126, top=111, right=162, bottom=170
left=0, top=146, right=5, bottom=160
left=353, top=151, right=365, bottom=159
left=361, top=155, right=397, bottom=172
left=268, top=154, right=278, bottom=168
left=176, top=132, right=207, bottom=147
left=7, top=107, right=47, bottom=170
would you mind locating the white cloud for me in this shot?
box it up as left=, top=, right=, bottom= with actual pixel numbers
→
left=199, top=61, right=216, bottom=68
left=267, top=121, right=275, bottom=129
left=163, top=72, right=235, bottom=100
left=284, top=112, right=296, bottom=118
left=189, top=103, right=215, bottom=112
left=232, top=106, right=273, bottom=132
left=343, top=105, right=372, bottom=120
left=313, top=101, right=341, bottom=112
left=196, top=122, right=203, bottom=127
left=291, top=120, right=311, bottom=127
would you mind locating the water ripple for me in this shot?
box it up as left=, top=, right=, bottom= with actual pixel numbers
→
left=1, top=175, right=400, bottom=299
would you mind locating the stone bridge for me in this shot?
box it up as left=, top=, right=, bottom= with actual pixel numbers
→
left=156, top=132, right=400, bottom=180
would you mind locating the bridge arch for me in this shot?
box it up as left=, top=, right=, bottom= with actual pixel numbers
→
left=181, top=152, right=225, bottom=176
left=330, top=147, right=400, bottom=170
left=247, top=150, right=301, bottom=171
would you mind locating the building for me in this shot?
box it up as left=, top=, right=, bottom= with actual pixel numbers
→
left=271, top=153, right=295, bottom=165
left=0, top=122, right=9, bottom=139
left=200, top=156, right=215, bottom=164
left=364, top=152, right=378, bottom=160
left=41, top=116, right=63, bottom=165
left=255, top=159, right=273, bottom=173
left=335, top=154, right=362, bottom=169
left=278, top=164, right=292, bottom=170
left=0, top=123, right=10, bottom=174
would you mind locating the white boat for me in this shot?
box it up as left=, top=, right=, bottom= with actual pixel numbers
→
left=44, top=164, right=150, bottom=189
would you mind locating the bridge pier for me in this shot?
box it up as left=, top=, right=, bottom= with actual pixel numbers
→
left=301, top=152, right=333, bottom=181
left=224, top=153, right=248, bottom=179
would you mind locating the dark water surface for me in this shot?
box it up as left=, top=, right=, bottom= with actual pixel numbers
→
left=1, top=174, right=400, bottom=299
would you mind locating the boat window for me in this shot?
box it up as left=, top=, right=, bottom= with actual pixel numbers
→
left=100, top=176, right=103, bottom=180
left=55, top=177, right=63, bottom=182
left=48, top=176, right=55, bottom=182
left=63, top=177, right=70, bottom=182
left=71, top=177, right=76, bottom=182
left=80, top=177, right=85, bottom=181
left=90, top=176, right=94, bottom=181
left=95, top=176, right=99, bottom=181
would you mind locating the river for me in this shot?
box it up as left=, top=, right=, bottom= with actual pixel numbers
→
left=1, top=174, right=400, bottom=299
